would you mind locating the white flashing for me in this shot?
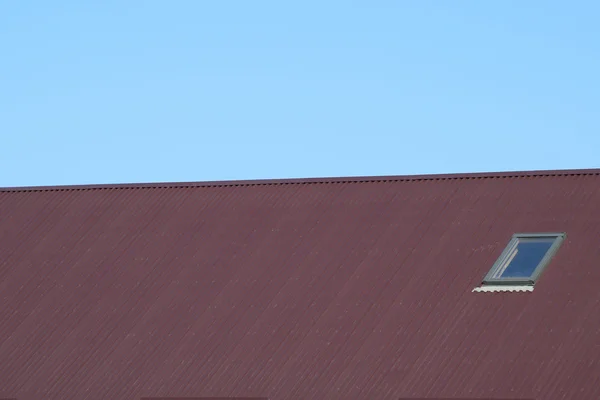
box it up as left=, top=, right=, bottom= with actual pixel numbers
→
left=472, top=285, right=534, bottom=293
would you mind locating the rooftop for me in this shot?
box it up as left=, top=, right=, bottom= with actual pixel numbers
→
left=1, top=168, right=599, bottom=400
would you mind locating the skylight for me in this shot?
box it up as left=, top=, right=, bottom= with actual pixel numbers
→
left=475, top=233, right=565, bottom=291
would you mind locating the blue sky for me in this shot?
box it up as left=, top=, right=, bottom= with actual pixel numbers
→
left=2, top=1, right=599, bottom=187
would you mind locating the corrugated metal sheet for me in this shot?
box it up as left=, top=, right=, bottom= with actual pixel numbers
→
left=0, top=170, right=599, bottom=400
left=472, top=285, right=534, bottom=292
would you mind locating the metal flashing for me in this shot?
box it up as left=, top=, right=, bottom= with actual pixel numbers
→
left=472, top=285, right=534, bottom=293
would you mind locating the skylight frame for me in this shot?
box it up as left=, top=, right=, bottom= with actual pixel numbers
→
left=482, top=232, right=565, bottom=286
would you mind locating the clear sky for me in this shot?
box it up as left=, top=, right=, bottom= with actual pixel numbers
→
left=2, top=2, right=599, bottom=187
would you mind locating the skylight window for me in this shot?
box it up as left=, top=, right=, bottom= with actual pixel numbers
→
left=476, top=233, right=565, bottom=291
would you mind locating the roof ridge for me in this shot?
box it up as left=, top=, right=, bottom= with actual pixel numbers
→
left=1, top=168, right=599, bottom=193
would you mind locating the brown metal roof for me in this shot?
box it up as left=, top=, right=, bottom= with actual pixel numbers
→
left=1, top=169, right=599, bottom=400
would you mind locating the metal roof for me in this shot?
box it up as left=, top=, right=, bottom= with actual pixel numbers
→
left=1, top=169, right=599, bottom=400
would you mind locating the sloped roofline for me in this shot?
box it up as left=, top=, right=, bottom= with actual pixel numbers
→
left=2, top=167, right=599, bottom=192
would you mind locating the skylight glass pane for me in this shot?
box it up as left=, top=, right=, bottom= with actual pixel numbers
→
left=498, top=238, right=554, bottom=278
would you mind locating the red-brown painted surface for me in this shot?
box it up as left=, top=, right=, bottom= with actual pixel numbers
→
left=0, top=170, right=599, bottom=400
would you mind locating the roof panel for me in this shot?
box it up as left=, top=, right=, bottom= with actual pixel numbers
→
left=0, top=170, right=599, bottom=400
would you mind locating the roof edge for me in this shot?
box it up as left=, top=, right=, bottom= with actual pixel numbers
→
left=2, top=168, right=599, bottom=193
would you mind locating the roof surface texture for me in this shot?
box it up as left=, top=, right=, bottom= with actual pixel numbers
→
left=0, top=169, right=599, bottom=400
